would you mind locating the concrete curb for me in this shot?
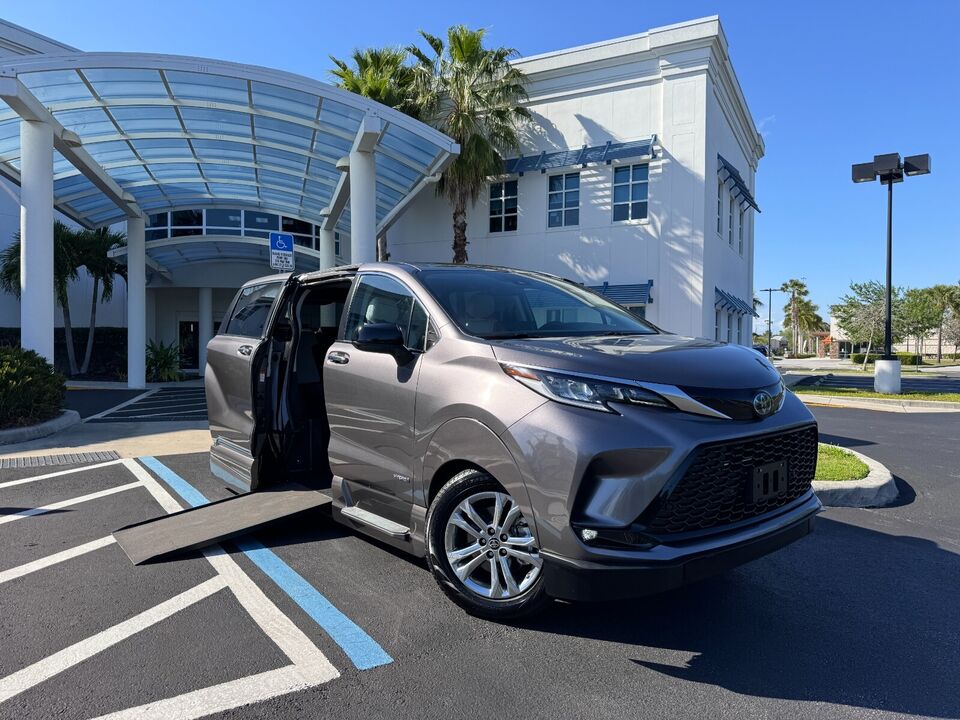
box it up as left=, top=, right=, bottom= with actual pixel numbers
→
left=812, top=446, right=898, bottom=508
left=797, top=393, right=960, bottom=413
left=0, top=410, right=81, bottom=446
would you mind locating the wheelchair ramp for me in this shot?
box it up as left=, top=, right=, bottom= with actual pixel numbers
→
left=114, top=482, right=331, bottom=564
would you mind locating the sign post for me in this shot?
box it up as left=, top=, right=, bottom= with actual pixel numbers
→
left=269, top=231, right=294, bottom=272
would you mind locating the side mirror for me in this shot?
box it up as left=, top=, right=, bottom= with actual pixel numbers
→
left=272, top=321, right=293, bottom=343
left=355, top=322, right=405, bottom=353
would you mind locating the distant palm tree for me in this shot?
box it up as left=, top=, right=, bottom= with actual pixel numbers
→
left=795, top=297, right=827, bottom=354
left=780, top=279, right=810, bottom=356
left=408, top=26, right=530, bottom=263
left=329, top=47, right=417, bottom=261
left=0, top=221, right=82, bottom=374
left=76, top=227, right=126, bottom=375
left=924, top=283, right=960, bottom=362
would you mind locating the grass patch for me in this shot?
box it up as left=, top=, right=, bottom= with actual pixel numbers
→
left=816, top=444, right=870, bottom=482
left=794, top=386, right=960, bottom=403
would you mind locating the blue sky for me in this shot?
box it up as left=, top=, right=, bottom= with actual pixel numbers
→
left=5, top=0, right=959, bottom=329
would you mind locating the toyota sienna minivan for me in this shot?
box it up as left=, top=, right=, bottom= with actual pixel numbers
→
left=205, top=263, right=820, bottom=619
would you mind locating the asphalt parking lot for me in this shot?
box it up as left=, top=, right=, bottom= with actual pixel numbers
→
left=1, top=407, right=959, bottom=719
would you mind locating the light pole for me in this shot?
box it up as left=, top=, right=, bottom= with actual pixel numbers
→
left=852, top=153, right=931, bottom=393
left=760, top=286, right=786, bottom=356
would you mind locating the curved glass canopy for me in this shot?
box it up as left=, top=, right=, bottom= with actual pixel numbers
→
left=0, top=53, right=458, bottom=231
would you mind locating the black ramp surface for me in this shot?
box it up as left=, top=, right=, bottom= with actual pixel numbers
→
left=113, top=482, right=331, bottom=564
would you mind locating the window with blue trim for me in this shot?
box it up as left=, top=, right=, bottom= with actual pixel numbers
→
left=548, top=172, right=580, bottom=228
left=489, top=180, right=518, bottom=232
left=613, top=164, right=648, bottom=222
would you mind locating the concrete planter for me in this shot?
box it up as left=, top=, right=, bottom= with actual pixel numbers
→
left=0, top=410, right=80, bottom=446
left=812, top=446, right=898, bottom=508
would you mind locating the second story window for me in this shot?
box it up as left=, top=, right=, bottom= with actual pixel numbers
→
left=548, top=172, right=580, bottom=228
left=738, top=207, right=745, bottom=255
left=489, top=179, right=518, bottom=233
left=717, top=178, right=723, bottom=234
left=613, top=164, right=649, bottom=222
left=728, top=192, right=735, bottom=246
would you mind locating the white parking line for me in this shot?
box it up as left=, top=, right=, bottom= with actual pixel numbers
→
left=0, top=459, right=123, bottom=489
left=0, top=536, right=116, bottom=585
left=0, top=482, right=141, bottom=526
left=0, top=576, right=228, bottom=704
left=83, top=389, right=158, bottom=422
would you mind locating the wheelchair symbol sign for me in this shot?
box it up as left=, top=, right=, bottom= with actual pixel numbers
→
left=269, top=232, right=294, bottom=271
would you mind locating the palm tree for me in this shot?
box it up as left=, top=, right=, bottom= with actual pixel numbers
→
left=329, top=47, right=416, bottom=261
left=408, top=26, right=531, bottom=263
left=795, top=297, right=827, bottom=354
left=924, top=284, right=960, bottom=362
left=780, top=279, right=809, bottom=357
left=0, top=220, right=82, bottom=375
left=76, top=227, right=126, bottom=375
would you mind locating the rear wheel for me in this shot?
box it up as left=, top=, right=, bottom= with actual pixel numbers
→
left=426, top=469, right=548, bottom=619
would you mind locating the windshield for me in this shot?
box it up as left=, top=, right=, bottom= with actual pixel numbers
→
left=417, top=268, right=657, bottom=339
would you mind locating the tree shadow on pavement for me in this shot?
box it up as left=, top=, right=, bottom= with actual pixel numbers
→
left=525, top=517, right=960, bottom=718
left=817, top=432, right=876, bottom=448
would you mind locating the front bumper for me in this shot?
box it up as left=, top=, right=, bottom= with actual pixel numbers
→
left=541, top=491, right=821, bottom=602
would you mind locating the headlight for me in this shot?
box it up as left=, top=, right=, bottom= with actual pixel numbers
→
left=501, top=364, right=670, bottom=413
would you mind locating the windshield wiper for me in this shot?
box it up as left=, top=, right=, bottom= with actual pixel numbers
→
left=483, top=332, right=546, bottom=340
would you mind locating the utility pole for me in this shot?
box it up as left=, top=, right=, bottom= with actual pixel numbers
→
left=760, top=287, right=786, bottom=356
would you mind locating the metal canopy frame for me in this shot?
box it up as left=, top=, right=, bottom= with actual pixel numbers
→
left=0, top=52, right=458, bottom=233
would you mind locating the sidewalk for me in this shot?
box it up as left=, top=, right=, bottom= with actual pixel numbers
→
left=0, top=420, right=212, bottom=460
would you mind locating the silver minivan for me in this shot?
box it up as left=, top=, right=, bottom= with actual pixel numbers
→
left=205, top=263, right=820, bottom=619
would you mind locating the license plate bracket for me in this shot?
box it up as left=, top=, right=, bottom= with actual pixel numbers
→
left=750, top=460, right=788, bottom=502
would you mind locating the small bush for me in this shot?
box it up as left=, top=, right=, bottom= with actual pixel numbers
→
left=851, top=352, right=922, bottom=365
left=146, top=340, right=181, bottom=382
left=0, top=346, right=66, bottom=429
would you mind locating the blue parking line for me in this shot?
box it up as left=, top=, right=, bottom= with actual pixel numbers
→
left=138, top=455, right=393, bottom=671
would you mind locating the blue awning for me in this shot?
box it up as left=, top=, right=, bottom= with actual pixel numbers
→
left=715, top=287, right=758, bottom=317
left=718, top=155, right=760, bottom=212
left=504, top=137, right=656, bottom=175
left=588, top=280, right=654, bottom=306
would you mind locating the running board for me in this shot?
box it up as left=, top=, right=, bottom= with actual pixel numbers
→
left=339, top=506, right=410, bottom=538
left=114, top=482, right=331, bottom=565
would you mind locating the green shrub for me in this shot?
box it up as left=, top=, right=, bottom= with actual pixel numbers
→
left=146, top=340, right=181, bottom=382
left=0, top=346, right=66, bottom=429
left=850, top=352, right=922, bottom=365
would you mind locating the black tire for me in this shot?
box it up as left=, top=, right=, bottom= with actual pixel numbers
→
left=426, top=468, right=549, bottom=620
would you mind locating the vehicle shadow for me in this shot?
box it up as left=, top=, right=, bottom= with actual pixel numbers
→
left=523, top=517, right=960, bottom=718
left=817, top=432, right=876, bottom=448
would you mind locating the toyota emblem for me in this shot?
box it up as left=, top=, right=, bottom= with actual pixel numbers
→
left=752, top=390, right=774, bottom=418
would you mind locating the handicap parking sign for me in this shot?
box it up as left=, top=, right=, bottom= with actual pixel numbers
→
left=269, top=232, right=294, bottom=271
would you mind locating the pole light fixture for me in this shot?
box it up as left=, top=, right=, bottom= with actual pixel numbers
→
left=851, top=152, right=931, bottom=392
left=759, top=286, right=787, bottom=357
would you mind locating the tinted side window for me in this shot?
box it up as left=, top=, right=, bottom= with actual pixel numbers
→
left=223, top=281, right=281, bottom=338
left=344, top=274, right=429, bottom=350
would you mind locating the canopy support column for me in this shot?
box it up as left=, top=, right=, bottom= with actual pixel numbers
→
left=19, top=118, right=55, bottom=363
left=349, top=148, right=376, bottom=265
left=198, top=287, right=213, bottom=375
left=126, top=216, right=146, bottom=389
left=318, top=227, right=335, bottom=269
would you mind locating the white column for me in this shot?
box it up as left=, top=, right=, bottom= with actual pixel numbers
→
left=19, top=119, right=55, bottom=363
left=198, top=286, right=213, bottom=375
left=318, top=227, right=336, bottom=269
left=349, top=148, right=376, bottom=265
left=126, top=215, right=146, bottom=388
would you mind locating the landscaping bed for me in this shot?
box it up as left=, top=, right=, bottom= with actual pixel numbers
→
left=795, top=386, right=960, bottom=403
left=816, top=444, right=869, bottom=482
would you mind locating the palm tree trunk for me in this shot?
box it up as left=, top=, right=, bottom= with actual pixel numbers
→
left=377, top=233, right=390, bottom=262
left=61, top=299, right=78, bottom=376
left=80, top=276, right=99, bottom=375
left=451, top=194, right=468, bottom=264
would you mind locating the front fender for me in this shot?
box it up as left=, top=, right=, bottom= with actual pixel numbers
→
left=418, top=417, right=540, bottom=541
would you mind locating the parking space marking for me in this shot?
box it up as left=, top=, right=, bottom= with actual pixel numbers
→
left=0, top=535, right=116, bottom=585
left=83, top=389, right=158, bottom=422
left=0, top=481, right=141, bottom=526
left=138, top=455, right=393, bottom=671
left=0, top=576, right=229, bottom=704
left=0, top=459, right=123, bottom=489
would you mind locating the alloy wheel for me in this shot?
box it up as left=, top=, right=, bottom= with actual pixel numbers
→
left=443, top=490, right=542, bottom=599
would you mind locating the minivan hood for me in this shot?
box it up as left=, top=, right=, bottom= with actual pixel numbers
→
left=490, top=334, right=780, bottom=390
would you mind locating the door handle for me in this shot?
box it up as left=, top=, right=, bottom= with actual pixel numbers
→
left=237, top=344, right=254, bottom=356
left=327, top=351, right=350, bottom=365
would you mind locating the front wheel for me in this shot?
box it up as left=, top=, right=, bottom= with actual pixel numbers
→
left=426, top=469, right=549, bottom=620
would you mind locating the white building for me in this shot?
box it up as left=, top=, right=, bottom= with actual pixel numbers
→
left=0, top=15, right=763, bottom=385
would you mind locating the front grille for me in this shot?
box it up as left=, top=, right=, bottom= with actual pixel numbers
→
left=637, top=425, right=818, bottom=536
